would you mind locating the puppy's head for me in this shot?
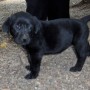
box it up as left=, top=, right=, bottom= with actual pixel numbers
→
left=2, top=11, right=41, bottom=45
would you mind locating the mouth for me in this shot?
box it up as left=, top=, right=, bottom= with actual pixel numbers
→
left=14, top=39, right=30, bottom=45
left=16, top=42, right=30, bottom=45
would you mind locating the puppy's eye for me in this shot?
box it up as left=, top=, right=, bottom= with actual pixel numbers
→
left=16, top=25, right=20, bottom=29
left=28, top=25, right=33, bottom=30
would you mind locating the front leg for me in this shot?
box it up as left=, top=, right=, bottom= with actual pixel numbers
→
left=25, top=52, right=43, bottom=79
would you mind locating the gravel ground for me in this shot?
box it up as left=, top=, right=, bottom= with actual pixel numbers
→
left=0, top=0, right=90, bottom=90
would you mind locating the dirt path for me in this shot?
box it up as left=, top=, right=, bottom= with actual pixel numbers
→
left=0, top=0, right=90, bottom=90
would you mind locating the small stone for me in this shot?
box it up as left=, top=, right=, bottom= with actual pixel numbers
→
left=35, top=81, right=41, bottom=89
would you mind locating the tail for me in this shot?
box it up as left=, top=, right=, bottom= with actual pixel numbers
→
left=81, top=15, right=90, bottom=23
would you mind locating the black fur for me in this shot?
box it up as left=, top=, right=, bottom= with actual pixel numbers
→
left=2, top=12, right=90, bottom=79
left=25, top=0, right=70, bottom=20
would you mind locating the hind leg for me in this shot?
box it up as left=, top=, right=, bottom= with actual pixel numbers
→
left=87, top=42, right=90, bottom=56
left=70, top=56, right=86, bottom=72
left=70, top=42, right=87, bottom=72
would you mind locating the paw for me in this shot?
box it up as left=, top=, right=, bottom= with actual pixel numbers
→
left=25, top=65, right=30, bottom=71
left=25, top=73, right=38, bottom=79
left=70, top=66, right=82, bottom=72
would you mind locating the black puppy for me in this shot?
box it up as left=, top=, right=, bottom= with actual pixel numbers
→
left=2, top=12, right=90, bottom=79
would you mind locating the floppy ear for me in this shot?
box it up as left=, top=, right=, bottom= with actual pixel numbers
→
left=2, top=17, right=11, bottom=34
left=33, top=16, right=42, bottom=34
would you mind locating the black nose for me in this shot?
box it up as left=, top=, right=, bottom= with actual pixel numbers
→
left=22, top=38, right=27, bottom=43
